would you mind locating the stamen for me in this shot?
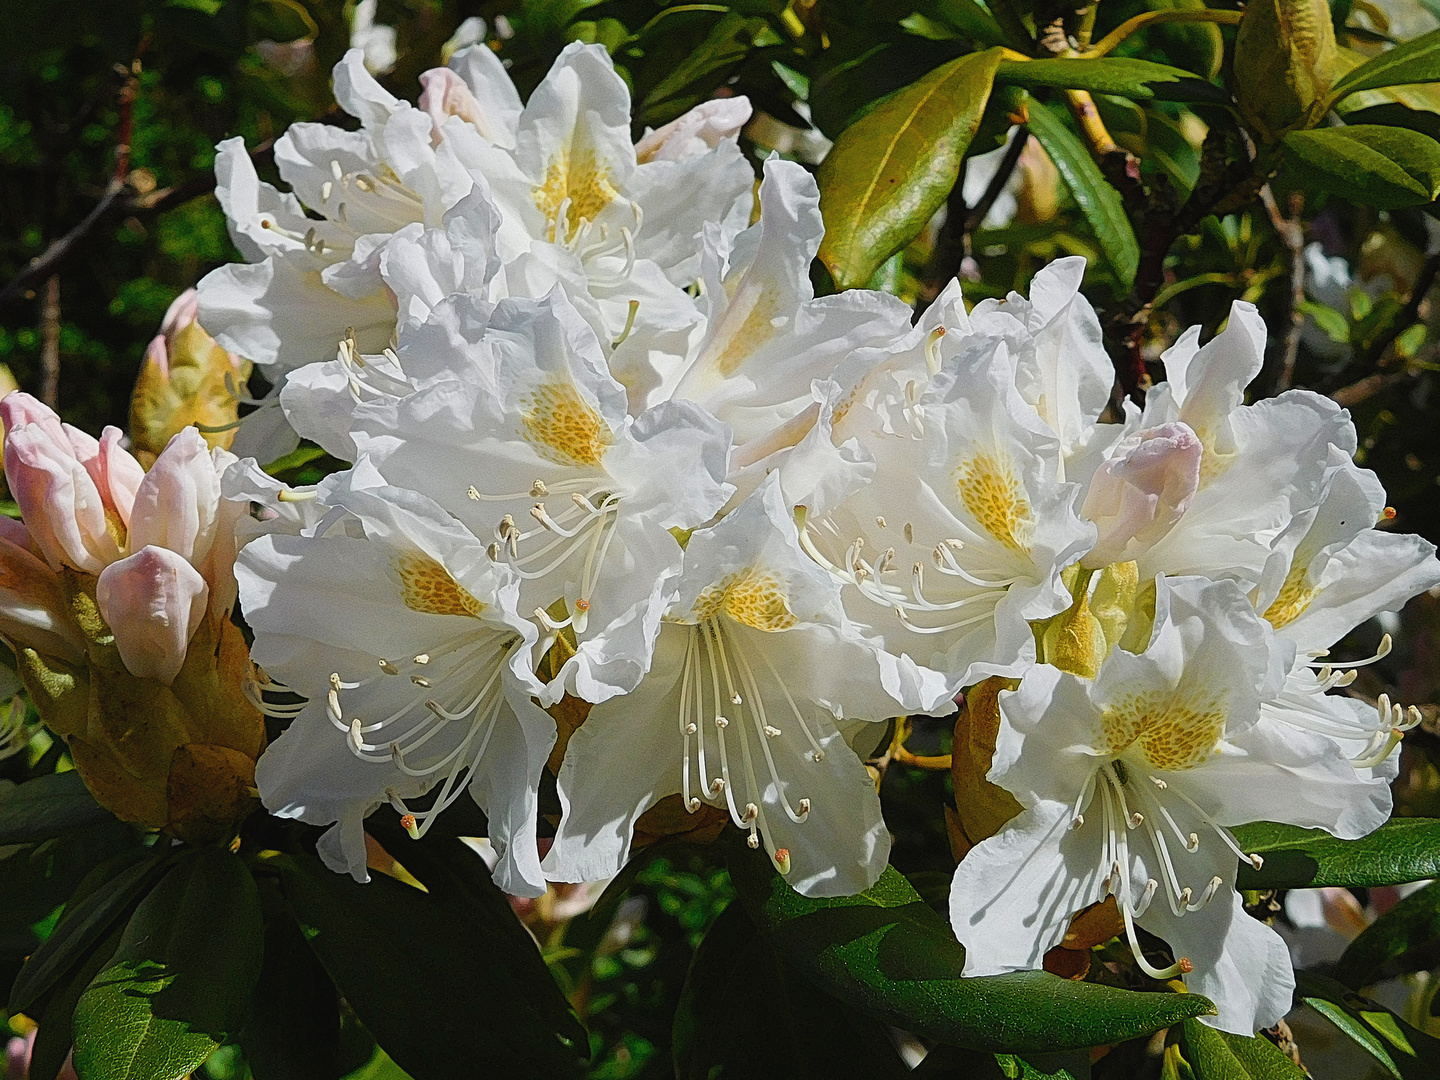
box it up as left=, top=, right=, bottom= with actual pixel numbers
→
left=612, top=300, right=641, bottom=349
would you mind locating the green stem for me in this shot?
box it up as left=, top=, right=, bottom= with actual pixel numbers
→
left=1083, top=8, right=1242, bottom=58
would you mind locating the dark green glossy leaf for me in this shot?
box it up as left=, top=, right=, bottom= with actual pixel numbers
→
left=911, top=1047, right=1086, bottom=1077
left=995, top=58, right=1226, bottom=102
left=638, top=12, right=764, bottom=124
left=0, top=820, right=137, bottom=961
left=1282, top=125, right=1440, bottom=208
left=915, top=0, right=1008, bottom=46
left=728, top=849, right=1215, bottom=1053
left=1335, top=880, right=1440, bottom=989
left=72, top=847, right=264, bottom=1080
left=365, top=815, right=589, bottom=1053
left=674, top=900, right=910, bottom=1079
left=275, top=849, right=584, bottom=1079
left=1333, top=28, right=1440, bottom=96
left=1145, top=0, right=1224, bottom=80
left=1019, top=92, right=1139, bottom=287
left=9, top=849, right=172, bottom=1015
left=1232, top=818, right=1440, bottom=889
left=28, top=923, right=125, bottom=1080
left=237, top=876, right=342, bottom=1080
left=0, top=772, right=109, bottom=844
left=1175, top=1019, right=1306, bottom=1079
left=817, top=47, right=1004, bottom=289
left=1297, top=972, right=1440, bottom=1080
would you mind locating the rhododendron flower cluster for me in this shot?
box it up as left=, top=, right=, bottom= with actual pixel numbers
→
left=30, top=42, right=1429, bottom=1037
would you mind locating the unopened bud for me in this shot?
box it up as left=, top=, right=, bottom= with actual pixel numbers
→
left=1234, top=0, right=1340, bottom=142
left=130, top=289, right=251, bottom=468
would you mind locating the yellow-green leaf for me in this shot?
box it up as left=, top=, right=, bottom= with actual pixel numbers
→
left=1282, top=125, right=1440, bottom=208
left=817, top=47, right=1004, bottom=290
left=1333, top=28, right=1440, bottom=98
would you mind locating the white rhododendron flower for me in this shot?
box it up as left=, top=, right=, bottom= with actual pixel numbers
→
left=643, top=158, right=913, bottom=476
left=191, top=30, right=1438, bottom=1035
left=790, top=292, right=1095, bottom=707
left=1, top=392, right=240, bottom=684
left=950, top=575, right=1388, bottom=1034
left=238, top=465, right=556, bottom=894
left=546, top=475, right=898, bottom=896
left=280, top=289, right=733, bottom=705
left=1253, top=451, right=1440, bottom=777
left=427, top=41, right=754, bottom=290
left=198, top=51, right=477, bottom=375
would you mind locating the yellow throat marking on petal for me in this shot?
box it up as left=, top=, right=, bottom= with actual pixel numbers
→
left=533, top=146, right=618, bottom=242
left=1099, top=690, right=1226, bottom=772
left=521, top=380, right=612, bottom=467
left=1262, top=561, right=1319, bottom=629
left=396, top=552, right=486, bottom=618
left=956, top=453, right=1032, bottom=553
left=694, top=570, right=797, bottom=632
left=705, top=289, right=780, bottom=378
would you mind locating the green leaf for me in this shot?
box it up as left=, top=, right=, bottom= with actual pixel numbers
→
left=1175, top=1019, right=1307, bottom=1079
left=365, top=815, right=589, bottom=1053
left=1019, top=93, right=1139, bottom=287
left=1145, top=0, right=1224, bottom=81
left=1282, top=125, right=1440, bottom=208
left=275, top=849, right=584, bottom=1079
left=817, top=47, right=1004, bottom=290
left=915, top=0, right=1008, bottom=45
left=71, top=848, right=264, bottom=1080
left=1232, top=818, right=1440, bottom=889
left=0, top=772, right=110, bottom=844
left=1297, top=300, right=1350, bottom=342
left=28, top=923, right=126, bottom=1080
left=0, top=821, right=138, bottom=961
left=1333, top=28, right=1440, bottom=96
left=10, top=849, right=172, bottom=1015
left=728, top=849, right=1215, bottom=1054
left=1335, top=880, right=1440, bottom=989
left=995, top=58, right=1226, bottom=102
left=1297, top=972, right=1440, bottom=1080
left=674, top=900, right=910, bottom=1078
left=263, top=443, right=327, bottom=476
left=237, top=876, right=342, bottom=1080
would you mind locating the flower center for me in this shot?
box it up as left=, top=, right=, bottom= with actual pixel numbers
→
left=1098, top=689, right=1227, bottom=772
left=534, top=146, right=619, bottom=244
left=693, top=570, right=797, bottom=631
left=396, top=552, right=486, bottom=618
left=520, top=380, right=613, bottom=468
left=955, top=452, right=1032, bottom=554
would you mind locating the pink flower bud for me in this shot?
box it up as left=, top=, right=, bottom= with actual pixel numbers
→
left=635, top=97, right=752, bottom=163
left=1081, top=422, right=1202, bottom=569
left=158, top=288, right=201, bottom=338
left=96, top=545, right=209, bottom=684
left=3, top=405, right=121, bottom=574
left=128, top=427, right=221, bottom=565
left=419, top=67, right=489, bottom=140
left=0, top=519, right=86, bottom=662
left=89, top=426, right=145, bottom=528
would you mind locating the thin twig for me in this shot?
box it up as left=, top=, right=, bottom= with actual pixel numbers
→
left=0, top=139, right=274, bottom=311
left=1259, top=185, right=1305, bottom=393
left=39, top=276, right=61, bottom=409
left=0, top=181, right=126, bottom=309
left=966, top=128, right=1030, bottom=233
left=917, top=130, right=1030, bottom=313
left=1331, top=370, right=1412, bottom=408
